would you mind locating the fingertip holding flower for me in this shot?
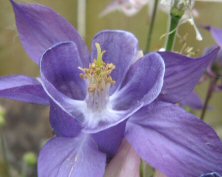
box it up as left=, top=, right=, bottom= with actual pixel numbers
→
left=105, top=139, right=141, bottom=177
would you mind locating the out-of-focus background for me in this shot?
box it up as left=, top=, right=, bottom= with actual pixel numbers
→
left=0, top=0, right=222, bottom=176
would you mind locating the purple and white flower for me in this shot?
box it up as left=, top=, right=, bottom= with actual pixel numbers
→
left=0, top=1, right=222, bottom=177
left=100, top=0, right=150, bottom=16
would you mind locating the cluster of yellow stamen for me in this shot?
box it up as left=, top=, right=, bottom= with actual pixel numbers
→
left=79, top=43, right=116, bottom=93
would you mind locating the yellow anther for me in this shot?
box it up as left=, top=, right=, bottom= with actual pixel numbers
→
left=79, top=43, right=116, bottom=93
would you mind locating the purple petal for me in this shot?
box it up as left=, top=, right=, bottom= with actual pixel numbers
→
left=214, top=48, right=222, bottom=65
left=40, top=42, right=86, bottom=100
left=111, top=52, right=165, bottom=110
left=50, top=102, right=82, bottom=137
left=92, top=120, right=126, bottom=157
left=39, top=42, right=86, bottom=131
left=105, top=139, right=141, bottom=177
left=158, top=47, right=219, bottom=103
left=180, top=91, right=204, bottom=110
left=126, top=101, right=222, bottom=177
left=91, top=30, right=139, bottom=94
left=38, top=135, right=106, bottom=177
left=207, top=26, right=222, bottom=48
left=11, top=0, right=89, bottom=65
left=0, top=75, right=48, bottom=104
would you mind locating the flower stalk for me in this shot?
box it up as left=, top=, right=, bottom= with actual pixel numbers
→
left=165, top=14, right=181, bottom=51
left=165, top=0, right=189, bottom=51
left=77, top=0, right=86, bottom=38
left=0, top=109, right=11, bottom=177
left=200, top=76, right=219, bottom=120
left=145, top=0, right=159, bottom=53
left=0, top=132, right=11, bottom=177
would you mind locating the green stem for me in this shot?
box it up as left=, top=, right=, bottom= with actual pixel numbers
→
left=200, top=77, right=218, bottom=120
left=140, top=160, right=145, bottom=177
left=165, top=14, right=181, bottom=51
left=145, top=0, right=159, bottom=53
left=77, top=0, right=86, bottom=38
left=0, top=132, right=11, bottom=177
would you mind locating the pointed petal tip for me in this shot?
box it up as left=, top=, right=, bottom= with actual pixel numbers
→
left=204, top=45, right=220, bottom=62
left=10, top=0, right=19, bottom=8
left=10, top=0, right=89, bottom=64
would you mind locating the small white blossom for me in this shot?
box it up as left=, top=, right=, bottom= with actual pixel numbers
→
left=100, top=0, right=150, bottom=16
left=102, top=0, right=222, bottom=41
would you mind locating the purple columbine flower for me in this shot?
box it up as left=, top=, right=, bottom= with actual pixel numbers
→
left=0, top=1, right=222, bottom=177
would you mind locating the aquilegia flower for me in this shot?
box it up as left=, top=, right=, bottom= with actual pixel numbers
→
left=1, top=1, right=222, bottom=177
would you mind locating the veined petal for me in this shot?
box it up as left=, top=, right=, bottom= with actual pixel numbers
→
left=11, top=0, right=89, bottom=65
left=40, top=42, right=86, bottom=100
left=158, top=47, right=219, bottom=103
left=91, top=30, right=139, bottom=94
left=0, top=75, right=48, bottom=105
left=50, top=102, right=82, bottom=137
left=38, top=134, right=106, bottom=177
left=126, top=101, right=222, bottom=177
left=111, top=52, right=165, bottom=110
